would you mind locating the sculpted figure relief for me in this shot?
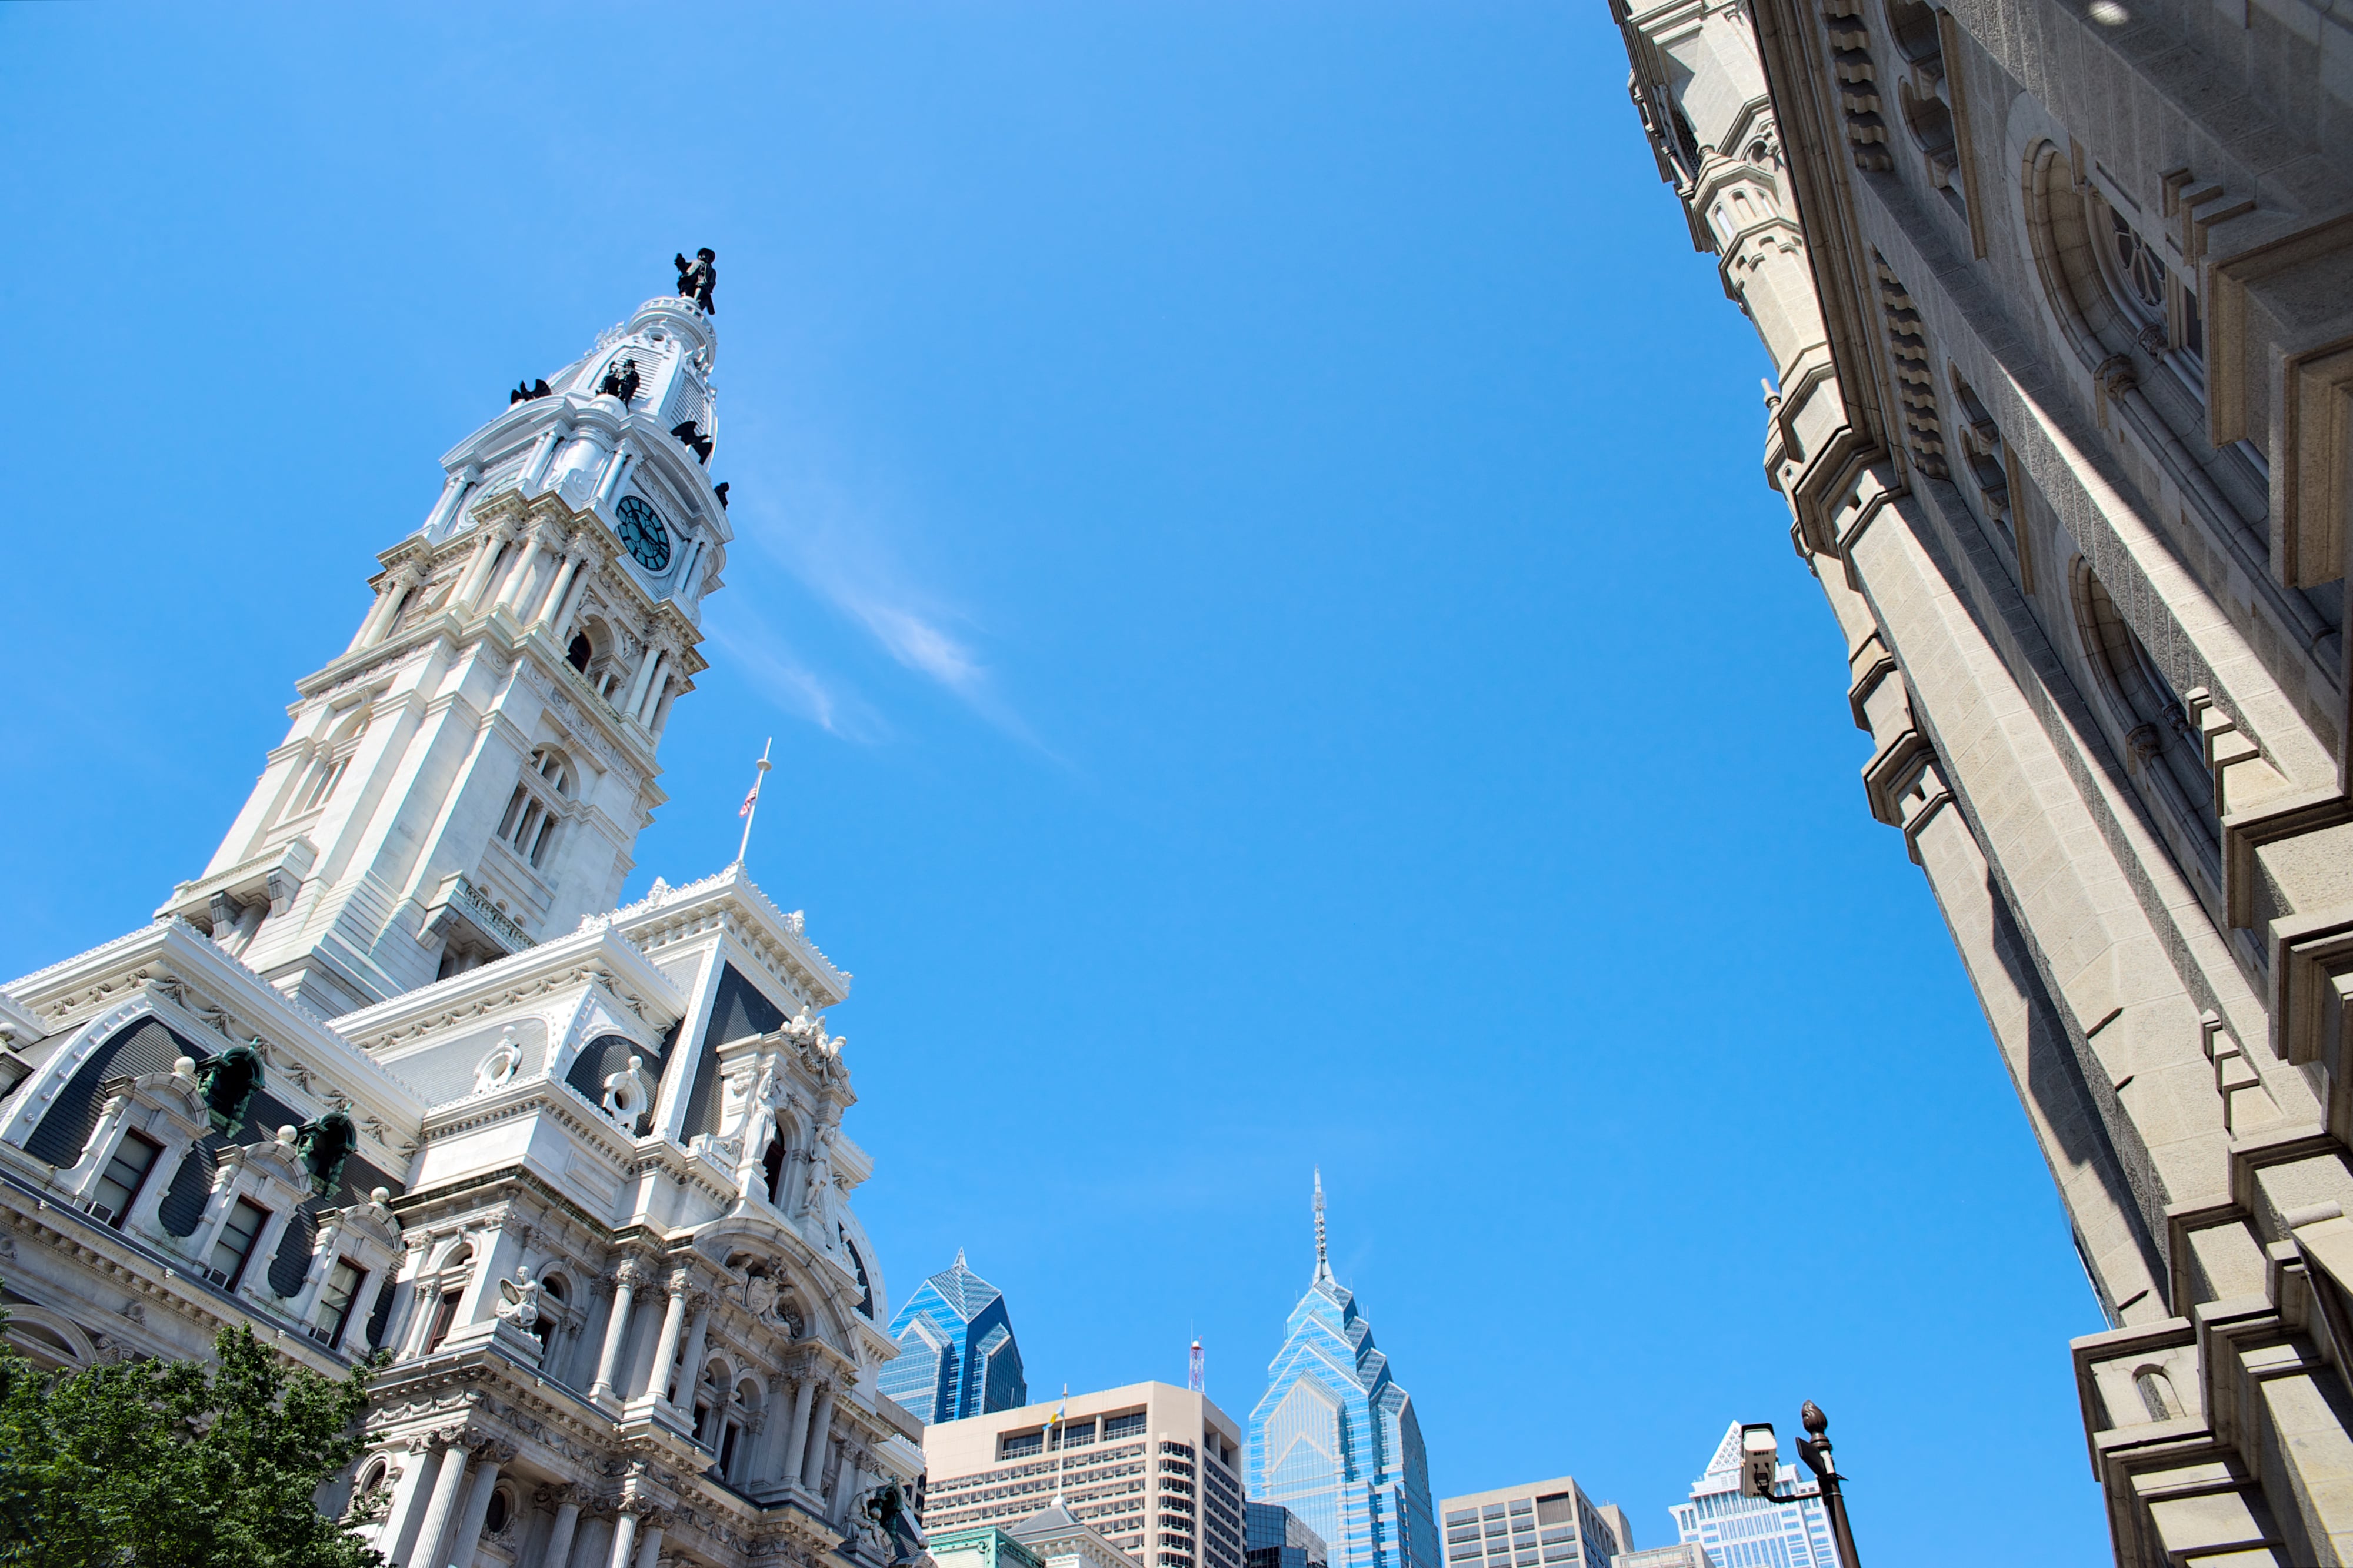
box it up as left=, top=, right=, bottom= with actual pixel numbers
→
left=496, top=1265, right=543, bottom=1330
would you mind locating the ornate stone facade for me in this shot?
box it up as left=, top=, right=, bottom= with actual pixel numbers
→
left=0, top=281, right=924, bottom=1568
left=1611, top=0, right=2353, bottom=1559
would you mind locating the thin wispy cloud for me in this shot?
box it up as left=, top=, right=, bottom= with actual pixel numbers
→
left=731, top=459, right=1054, bottom=755
left=709, top=620, right=886, bottom=744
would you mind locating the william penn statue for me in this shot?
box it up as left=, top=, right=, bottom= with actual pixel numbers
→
left=675, top=248, right=716, bottom=313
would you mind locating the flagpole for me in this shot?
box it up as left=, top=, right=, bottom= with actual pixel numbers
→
left=735, top=737, right=773, bottom=866
left=1053, top=1383, right=1069, bottom=1506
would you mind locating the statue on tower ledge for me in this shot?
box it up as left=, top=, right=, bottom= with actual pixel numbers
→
left=675, top=246, right=718, bottom=313
left=597, top=356, right=641, bottom=406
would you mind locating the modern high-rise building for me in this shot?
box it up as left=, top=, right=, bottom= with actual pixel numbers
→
left=0, top=265, right=928, bottom=1568
left=1247, top=1173, right=1437, bottom=1568
left=923, top=1381, right=1249, bottom=1568
left=1667, top=1426, right=1835, bottom=1568
left=1437, top=1478, right=1628, bottom=1568
left=1247, top=1502, right=1331, bottom=1568
left=880, top=1249, right=1029, bottom=1424
left=1609, top=0, right=2353, bottom=1549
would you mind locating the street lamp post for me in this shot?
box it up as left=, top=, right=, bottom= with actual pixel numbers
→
left=1735, top=1402, right=1861, bottom=1568
left=1792, top=1402, right=1861, bottom=1568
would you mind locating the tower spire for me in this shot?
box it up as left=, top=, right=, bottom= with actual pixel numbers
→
left=1313, top=1166, right=1332, bottom=1283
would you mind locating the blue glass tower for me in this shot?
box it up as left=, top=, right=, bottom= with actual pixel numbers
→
left=879, top=1249, right=1028, bottom=1426
left=1247, top=1173, right=1436, bottom=1568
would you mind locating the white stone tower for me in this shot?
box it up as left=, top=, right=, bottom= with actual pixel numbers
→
left=160, top=294, right=735, bottom=1016
left=2, top=263, right=931, bottom=1568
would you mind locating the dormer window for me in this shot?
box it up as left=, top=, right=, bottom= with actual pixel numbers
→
left=495, top=746, right=574, bottom=869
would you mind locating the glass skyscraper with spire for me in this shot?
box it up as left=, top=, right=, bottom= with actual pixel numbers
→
left=879, top=1249, right=1029, bottom=1425
left=1247, top=1173, right=1437, bottom=1568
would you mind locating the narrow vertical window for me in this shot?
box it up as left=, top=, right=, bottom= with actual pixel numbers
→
left=314, top=1259, right=366, bottom=1348
left=209, top=1198, right=270, bottom=1288
left=425, top=1286, right=464, bottom=1352
left=89, top=1133, right=161, bottom=1226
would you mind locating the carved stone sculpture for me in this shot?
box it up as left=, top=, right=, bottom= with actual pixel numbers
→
left=496, top=1264, right=543, bottom=1330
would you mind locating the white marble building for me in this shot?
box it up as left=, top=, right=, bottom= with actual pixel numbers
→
left=0, top=271, right=925, bottom=1568
left=1610, top=0, right=2353, bottom=1557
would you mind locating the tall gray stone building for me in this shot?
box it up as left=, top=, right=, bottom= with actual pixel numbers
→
left=1609, top=0, right=2353, bottom=1559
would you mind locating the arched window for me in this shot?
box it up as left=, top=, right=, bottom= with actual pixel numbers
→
left=484, top=1484, right=514, bottom=1537
left=420, top=1241, right=475, bottom=1355
left=494, top=746, right=574, bottom=870
left=1882, top=0, right=1964, bottom=218
left=2073, top=562, right=2218, bottom=880
left=722, top=1376, right=761, bottom=1479
left=2134, top=1366, right=2181, bottom=1421
left=566, top=632, right=594, bottom=673
left=298, top=708, right=371, bottom=815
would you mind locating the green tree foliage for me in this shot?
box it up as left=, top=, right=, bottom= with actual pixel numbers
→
left=0, top=1302, right=385, bottom=1568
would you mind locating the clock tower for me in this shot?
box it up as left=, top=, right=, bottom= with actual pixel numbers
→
left=161, top=282, right=734, bottom=1016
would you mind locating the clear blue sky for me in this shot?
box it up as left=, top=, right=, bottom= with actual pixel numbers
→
left=1, top=6, right=2106, bottom=1563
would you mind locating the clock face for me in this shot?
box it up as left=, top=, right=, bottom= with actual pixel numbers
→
left=613, top=495, right=673, bottom=572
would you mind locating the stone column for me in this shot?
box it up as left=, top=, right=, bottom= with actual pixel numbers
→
left=779, top=1373, right=817, bottom=1488
left=621, top=646, right=667, bottom=725
left=406, top=1434, right=476, bottom=1568
left=541, top=546, right=591, bottom=633
left=631, top=1516, right=665, bottom=1568
left=373, top=1439, right=440, bottom=1565
left=636, top=1270, right=693, bottom=1403
left=522, top=423, right=566, bottom=491
left=444, top=1444, right=511, bottom=1568
left=594, top=445, right=635, bottom=506
left=537, top=1487, right=584, bottom=1568
left=671, top=1296, right=712, bottom=1417
left=800, top=1380, right=837, bottom=1490
left=588, top=1262, right=644, bottom=1404
left=494, top=531, right=549, bottom=616
left=349, top=560, right=426, bottom=651
left=457, top=522, right=520, bottom=612
left=602, top=1510, right=639, bottom=1568
left=422, top=463, right=481, bottom=537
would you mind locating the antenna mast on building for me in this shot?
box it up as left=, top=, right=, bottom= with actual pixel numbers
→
left=1189, top=1338, right=1204, bottom=1392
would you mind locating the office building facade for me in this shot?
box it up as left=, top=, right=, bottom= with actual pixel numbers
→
left=1667, top=1426, right=1835, bottom=1568
left=1609, top=0, right=2353, bottom=1549
left=0, top=269, right=926, bottom=1568
left=879, top=1249, right=1029, bottom=1425
left=1247, top=1175, right=1437, bottom=1568
left=1247, top=1502, right=1331, bottom=1568
left=1437, top=1478, right=1627, bottom=1568
left=924, top=1382, right=1248, bottom=1568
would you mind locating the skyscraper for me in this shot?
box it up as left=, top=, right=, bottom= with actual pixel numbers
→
left=1669, top=1426, right=1835, bottom=1568
left=1247, top=1173, right=1436, bottom=1568
left=881, top=1249, right=1029, bottom=1424
left=1437, top=1479, right=1627, bottom=1568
